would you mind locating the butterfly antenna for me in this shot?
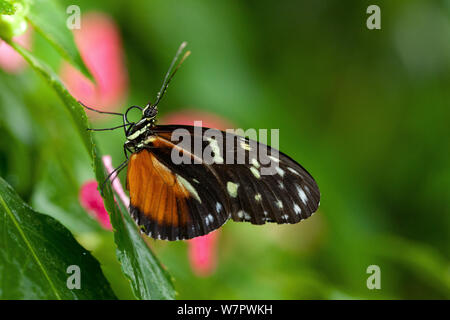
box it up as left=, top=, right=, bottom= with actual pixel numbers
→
left=152, top=41, right=191, bottom=107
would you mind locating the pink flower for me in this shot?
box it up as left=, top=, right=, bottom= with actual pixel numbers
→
left=0, top=26, right=32, bottom=73
left=102, top=155, right=130, bottom=208
left=188, top=231, right=220, bottom=277
left=60, top=12, right=128, bottom=118
left=79, top=180, right=112, bottom=230
left=162, top=110, right=233, bottom=277
left=79, top=156, right=130, bottom=230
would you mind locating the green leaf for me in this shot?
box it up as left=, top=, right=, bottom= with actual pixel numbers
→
left=0, top=0, right=27, bottom=38
left=0, top=177, right=117, bottom=299
left=0, top=0, right=15, bottom=15
left=31, top=157, right=104, bottom=234
left=5, top=41, right=175, bottom=300
left=113, top=196, right=176, bottom=300
left=374, top=235, right=450, bottom=298
left=26, top=0, right=93, bottom=79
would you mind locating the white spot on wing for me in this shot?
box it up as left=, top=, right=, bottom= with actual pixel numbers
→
left=207, top=137, right=224, bottom=164
left=206, top=214, right=214, bottom=226
left=294, top=203, right=301, bottom=214
left=237, top=210, right=251, bottom=221
left=276, top=200, right=283, bottom=209
left=177, top=174, right=202, bottom=203
left=227, top=182, right=239, bottom=198
left=288, top=167, right=300, bottom=176
left=275, top=166, right=285, bottom=177
left=254, top=193, right=262, bottom=201
left=216, top=202, right=223, bottom=212
left=240, top=141, right=252, bottom=151
left=251, top=158, right=260, bottom=169
left=296, top=185, right=308, bottom=204
left=250, top=167, right=261, bottom=179
left=269, top=155, right=280, bottom=163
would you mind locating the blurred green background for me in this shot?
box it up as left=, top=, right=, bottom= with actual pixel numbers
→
left=0, top=0, right=449, bottom=299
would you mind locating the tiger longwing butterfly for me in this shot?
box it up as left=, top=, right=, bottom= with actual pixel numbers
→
left=83, top=42, right=320, bottom=240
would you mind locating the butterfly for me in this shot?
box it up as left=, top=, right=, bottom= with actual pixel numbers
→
left=83, top=42, right=320, bottom=241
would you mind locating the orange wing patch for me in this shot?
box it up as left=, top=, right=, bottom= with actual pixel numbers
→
left=126, top=149, right=191, bottom=228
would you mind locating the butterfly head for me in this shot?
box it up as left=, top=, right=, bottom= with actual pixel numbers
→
left=143, top=104, right=158, bottom=120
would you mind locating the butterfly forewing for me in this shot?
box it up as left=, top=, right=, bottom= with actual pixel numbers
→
left=126, top=125, right=320, bottom=240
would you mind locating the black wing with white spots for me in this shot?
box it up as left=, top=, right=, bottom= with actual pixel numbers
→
left=133, top=124, right=320, bottom=240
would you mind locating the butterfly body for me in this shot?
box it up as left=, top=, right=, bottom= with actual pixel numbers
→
left=124, top=106, right=158, bottom=152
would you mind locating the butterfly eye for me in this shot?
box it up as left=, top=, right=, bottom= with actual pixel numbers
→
left=144, top=106, right=158, bottom=119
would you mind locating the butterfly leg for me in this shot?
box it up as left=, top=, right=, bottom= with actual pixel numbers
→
left=100, top=158, right=129, bottom=195
left=123, top=144, right=134, bottom=160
